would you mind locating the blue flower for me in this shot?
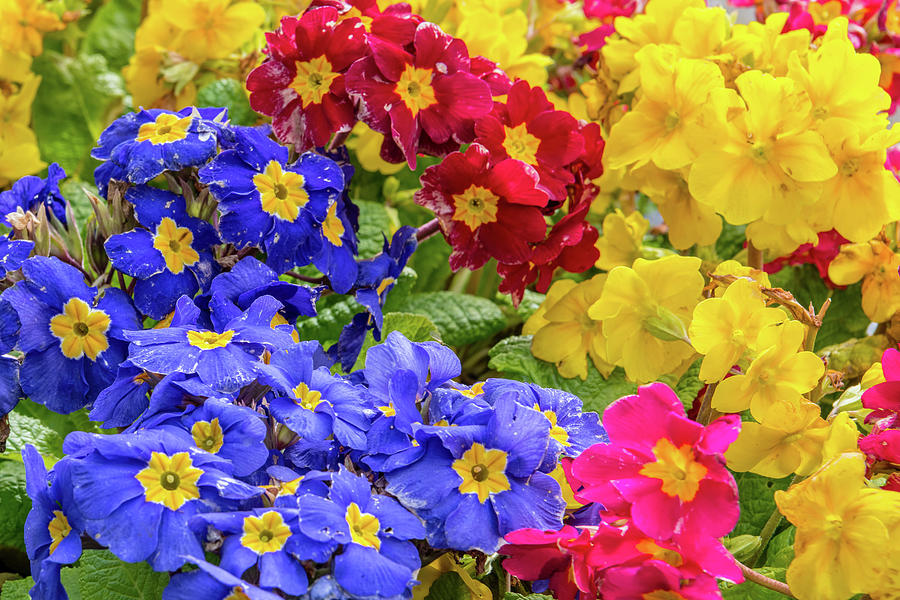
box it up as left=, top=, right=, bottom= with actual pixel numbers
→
left=0, top=238, right=33, bottom=276
left=0, top=163, right=68, bottom=225
left=22, top=446, right=84, bottom=600
left=88, top=363, right=153, bottom=428
left=206, top=256, right=318, bottom=331
left=384, top=396, right=565, bottom=553
left=0, top=299, right=22, bottom=417
left=92, top=108, right=224, bottom=189
left=141, top=398, right=269, bottom=477
left=163, top=556, right=283, bottom=600
left=105, top=186, right=220, bottom=319
left=260, top=343, right=374, bottom=453
left=312, top=196, right=358, bottom=294
left=1, top=256, right=140, bottom=413
left=199, top=127, right=344, bottom=274
left=69, top=431, right=260, bottom=571
left=123, top=295, right=295, bottom=393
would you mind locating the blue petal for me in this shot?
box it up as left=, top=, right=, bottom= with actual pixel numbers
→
left=259, top=550, right=308, bottom=595
left=134, top=270, right=200, bottom=319
left=20, top=348, right=90, bottom=413
left=148, top=509, right=202, bottom=572
left=487, top=397, right=551, bottom=478
left=105, top=230, right=166, bottom=278
left=491, top=473, right=564, bottom=535
left=0, top=356, right=22, bottom=417
left=443, top=493, right=501, bottom=553
left=334, top=544, right=414, bottom=598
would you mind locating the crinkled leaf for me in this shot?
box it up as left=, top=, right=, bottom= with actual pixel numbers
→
left=59, top=178, right=95, bottom=236
left=503, top=594, right=553, bottom=600
left=659, top=359, right=703, bottom=413
left=297, top=296, right=364, bottom=346
left=409, top=235, right=452, bottom=293
left=77, top=550, right=169, bottom=600
left=356, top=200, right=396, bottom=259
left=720, top=567, right=786, bottom=599
left=488, top=336, right=636, bottom=413
left=81, top=0, right=142, bottom=70
left=3, top=410, right=65, bottom=462
left=196, top=79, right=256, bottom=127
left=0, top=461, right=29, bottom=554
left=0, top=576, right=31, bottom=600
left=352, top=312, right=440, bottom=371
left=382, top=267, right=418, bottom=313
left=424, top=572, right=470, bottom=600
left=764, top=526, right=795, bottom=569
left=731, top=472, right=793, bottom=537
left=494, top=290, right=546, bottom=325
left=396, top=292, right=508, bottom=347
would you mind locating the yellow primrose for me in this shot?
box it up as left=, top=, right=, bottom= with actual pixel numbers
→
left=688, top=71, right=837, bottom=227
left=0, top=0, right=64, bottom=56
left=345, top=123, right=405, bottom=175
left=413, top=554, right=491, bottom=600
left=712, top=320, right=825, bottom=421
left=0, top=138, right=44, bottom=187
left=123, top=47, right=198, bottom=110
left=828, top=240, right=900, bottom=323
left=526, top=275, right=614, bottom=381
left=721, top=12, right=811, bottom=77
left=595, top=210, right=649, bottom=271
left=0, top=73, right=40, bottom=147
left=775, top=452, right=900, bottom=600
left=689, top=278, right=786, bottom=383
left=153, top=0, right=265, bottom=64
left=745, top=212, right=828, bottom=257
left=634, top=165, right=722, bottom=250
left=819, top=118, right=900, bottom=243
left=726, top=406, right=858, bottom=478
left=710, top=260, right=772, bottom=297
left=605, top=46, right=724, bottom=171
left=588, top=255, right=703, bottom=383
left=0, top=47, right=32, bottom=82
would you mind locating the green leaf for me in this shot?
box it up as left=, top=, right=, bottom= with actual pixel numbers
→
left=494, top=290, right=546, bottom=326
left=394, top=292, right=507, bottom=347
left=488, top=336, right=636, bottom=413
left=59, top=178, right=96, bottom=235
left=356, top=200, right=396, bottom=259
left=195, top=79, right=256, bottom=127
left=31, top=52, right=126, bottom=179
left=764, top=526, right=795, bottom=569
left=76, top=550, right=169, bottom=600
left=81, top=0, right=142, bottom=70
left=408, top=235, right=452, bottom=293
left=297, top=296, right=364, bottom=346
left=425, top=572, right=470, bottom=600
left=11, top=399, right=107, bottom=451
left=0, top=577, right=32, bottom=600
left=0, top=461, right=29, bottom=555
left=658, top=359, right=703, bottom=413
left=715, top=223, right=747, bottom=260
left=353, top=312, right=440, bottom=370
left=731, top=472, right=793, bottom=537
left=382, top=267, right=418, bottom=313
left=2, top=410, right=65, bottom=462
left=721, top=568, right=787, bottom=599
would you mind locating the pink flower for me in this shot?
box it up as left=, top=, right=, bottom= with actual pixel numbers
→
left=764, top=229, right=849, bottom=288
left=571, top=383, right=741, bottom=540
left=601, top=561, right=723, bottom=600
left=501, top=526, right=598, bottom=600
left=862, top=348, right=900, bottom=422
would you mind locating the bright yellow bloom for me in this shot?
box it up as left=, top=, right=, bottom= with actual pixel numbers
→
left=726, top=407, right=858, bottom=478
left=639, top=437, right=708, bottom=501
left=710, top=260, right=772, bottom=297
left=0, top=0, right=64, bottom=56
left=345, top=123, right=404, bottom=175
left=0, top=139, right=45, bottom=186
left=605, top=46, right=724, bottom=170
left=0, top=73, right=40, bottom=147
left=722, top=12, right=810, bottom=76
left=828, top=240, right=900, bottom=323
left=688, top=71, right=837, bottom=226
left=240, top=511, right=292, bottom=555
left=154, top=0, right=265, bottom=63
left=595, top=210, right=649, bottom=271
left=689, top=278, right=786, bottom=383
left=775, top=453, right=900, bottom=600
left=123, top=47, right=197, bottom=110
left=588, top=255, right=703, bottom=383
left=134, top=451, right=203, bottom=511
left=49, top=298, right=111, bottom=361
left=452, top=443, right=510, bottom=504
left=526, top=275, right=614, bottom=380
left=345, top=502, right=381, bottom=549
left=0, top=47, right=32, bottom=81
left=413, top=554, right=491, bottom=600
left=712, top=320, right=825, bottom=421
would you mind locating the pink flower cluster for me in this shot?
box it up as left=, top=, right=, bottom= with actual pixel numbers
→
left=501, top=384, right=744, bottom=599
left=860, top=347, right=900, bottom=489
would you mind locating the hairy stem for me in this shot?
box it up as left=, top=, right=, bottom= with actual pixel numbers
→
left=737, top=561, right=795, bottom=598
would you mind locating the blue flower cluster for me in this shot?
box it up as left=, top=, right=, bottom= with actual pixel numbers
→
left=0, top=106, right=607, bottom=600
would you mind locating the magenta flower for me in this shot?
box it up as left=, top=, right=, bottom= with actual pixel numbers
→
left=570, top=383, right=741, bottom=540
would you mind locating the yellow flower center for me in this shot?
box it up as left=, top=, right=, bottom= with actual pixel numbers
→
left=322, top=202, right=345, bottom=247
left=191, top=418, right=224, bottom=453
left=451, top=185, right=499, bottom=231
left=808, top=0, right=842, bottom=24
left=664, top=111, right=680, bottom=131
left=135, top=113, right=192, bottom=145
left=395, top=65, right=437, bottom=117
left=290, top=56, right=340, bottom=107
left=378, top=402, right=396, bottom=417
left=186, top=329, right=235, bottom=350
left=47, top=510, right=71, bottom=555
left=824, top=514, right=844, bottom=539
left=134, top=451, right=203, bottom=511
left=375, top=277, right=395, bottom=296
left=642, top=592, right=688, bottom=600
left=224, top=588, right=252, bottom=600
left=292, top=382, right=324, bottom=411
left=748, top=141, right=770, bottom=164
left=240, top=511, right=292, bottom=555
left=459, top=382, right=485, bottom=398
left=49, top=297, right=111, bottom=361
left=451, top=443, right=511, bottom=504
left=502, top=124, right=541, bottom=164
left=152, top=217, right=199, bottom=274
left=639, top=438, right=708, bottom=502
left=533, top=404, right=570, bottom=447
left=345, top=502, right=381, bottom=550
left=635, top=538, right=684, bottom=567
left=253, top=161, right=310, bottom=222
left=840, top=158, right=860, bottom=177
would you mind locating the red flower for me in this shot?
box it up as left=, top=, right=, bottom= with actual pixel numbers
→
left=308, top=0, right=421, bottom=46
left=474, top=80, right=584, bottom=201
left=583, top=0, right=637, bottom=19
left=601, top=562, right=723, bottom=600
left=246, top=8, right=367, bottom=150
left=345, top=22, right=493, bottom=168
left=764, top=229, right=849, bottom=288
left=501, top=526, right=598, bottom=600
left=414, top=143, right=549, bottom=270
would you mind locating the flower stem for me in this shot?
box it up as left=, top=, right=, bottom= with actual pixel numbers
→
left=416, top=218, right=441, bottom=242
left=749, top=503, right=783, bottom=566
left=696, top=382, right=719, bottom=425
left=747, top=240, right=764, bottom=270
left=737, top=561, right=795, bottom=598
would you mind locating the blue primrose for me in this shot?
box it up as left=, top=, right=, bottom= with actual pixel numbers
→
left=311, top=195, right=358, bottom=294
left=0, top=299, right=22, bottom=417
left=92, top=107, right=225, bottom=190
left=163, top=556, right=283, bottom=600
left=88, top=362, right=153, bottom=428
left=123, top=294, right=295, bottom=393
left=1, top=256, right=140, bottom=413
left=0, top=238, right=34, bottom=276
left=68, top=430, right=260, bottom=571
left=105, top=186, right=220, bottom=319
left=0, top=163, right=68, bottom=225
left=199, top=126, right=344, bottom=274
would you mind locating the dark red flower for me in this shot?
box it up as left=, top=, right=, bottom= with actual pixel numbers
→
left=414, top=143, right=549, bottom=270
left=345, top=22, right=493, bottom=168
left=474, top=80, right=584, bottom=201
left=308, top=0, right=421, bottom=46
left=246, top=8, right=367, bottom=150
left=601, top=562, right=722, bottom=600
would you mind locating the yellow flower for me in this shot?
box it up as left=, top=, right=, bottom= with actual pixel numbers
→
left=726, top=406, right=858, bottom=478
left=688, top=71, right=837, bottom=226
left=588, top=255, right=702, bottom=383
left=689, top=278, right=786, bottom=383
left=0, top=47, right=33, bottom=81
left=526, top=275, right=614, bottom=381
left=123, top=47, right=197, bottom=110
left=413, top=555, right=491, bottom=600
left=605, top=46, right=724, bottom=170
left=710, top=259, right=771, bottom=297
left=0, top=0, right=64, bottom=57
left=712, top=320, right=825, bottom=421
left=0, top=138, right=45, bottom=186
left=154, top=0, right=265, bottom=63
left=0, top=73, right=40, bottom=147
left=828, top=240, right=900, bottom=323
left=345, top=123, right=404, bottom=175
left=595, top=210, right=649, bottom=271
left=774, top=452, right=900, bottom=600
left=721, top=12, right=810, bottom=76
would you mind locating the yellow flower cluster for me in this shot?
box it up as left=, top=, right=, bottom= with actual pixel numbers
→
left=0, top=0, right=64, bottom=184
left=598, top=0, right=900, bottom=256
left=124, top=0, right=267, bottom=109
